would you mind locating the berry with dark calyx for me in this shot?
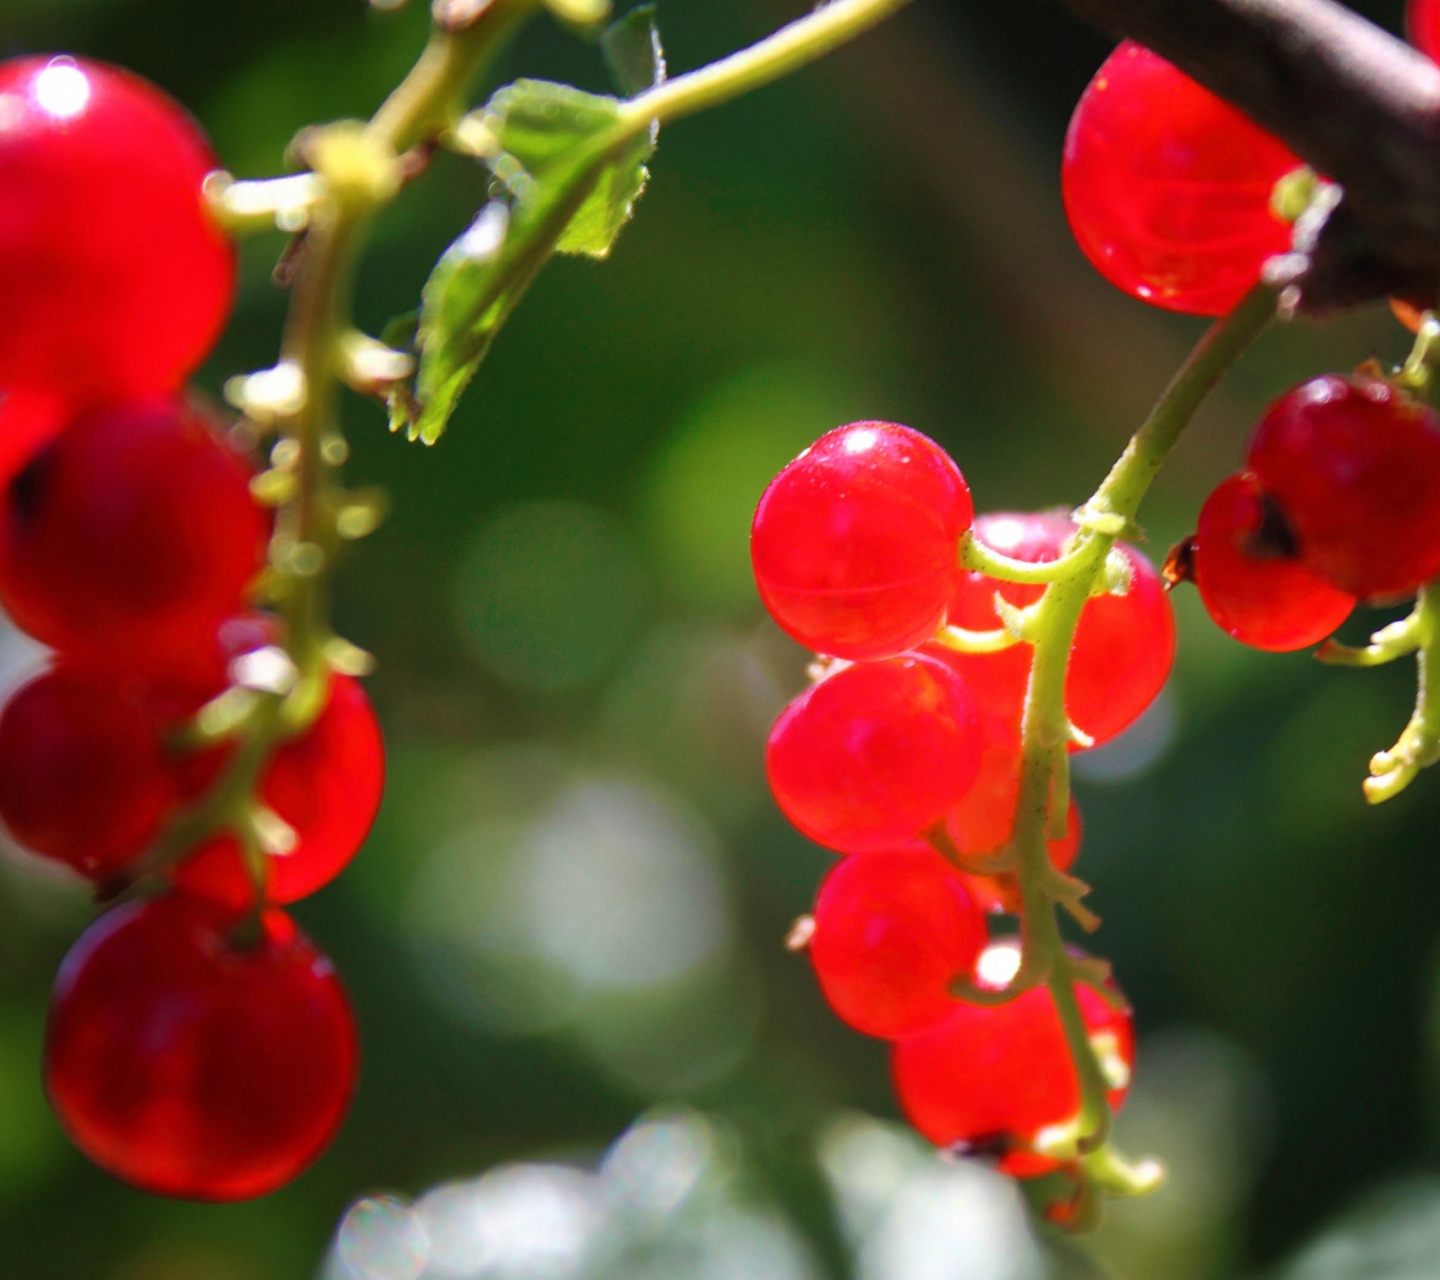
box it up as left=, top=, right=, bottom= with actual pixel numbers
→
left=0, top=395, right=266, bottom=670
left=173, top=675, right=385, bottom=910
left=0, top=56, right=235, bottom=405
left=44, top=894, right=357, bottom=1201
left=892, top=940, right=1134, bottom=1172
left=766, top=653, right=982, bottom=853
left=944, top=742, right=1082, bottom=913
left=809, top=848, right=987, bottom=1039
left=0, top=664, right=179, bottom=879
left=935, top=511, right=1175, bottom=749
left=1191, top=471, right=1355, bottom=650
left=1062, top=40, right=1302, bottom=316
left=0, top=392, right=67, bottom=490
left=751, top=421, right=974, bottom=660
left=1246, top=375, right=1440, bottom=598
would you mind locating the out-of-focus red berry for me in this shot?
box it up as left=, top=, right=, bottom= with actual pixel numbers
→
left=0, top=56, right=235, bottom=404
left=936, top=512, right=1175, bottom=749
left=1246, top=375, right=1440, bottom=598
left=766, top=653, right=982, bottom=853
left=892, top=940, right=1133, bottom=1163
left=1409, top=0, right=1440, bottom=62
left=0, top=396, right=266, bottom=670
left=752, top=421, right=973, bottom=660
left=44, top=895, right=358, bottom=1200
left=809, top=848, right=986, bottom=1039
left=173, top=676, right=385, bottom=910
left=1062, top=40, right=1302, bottom=316
left=1192, top=471, right=1355, bottom=650
left=0, top=664, right=179, bottom=879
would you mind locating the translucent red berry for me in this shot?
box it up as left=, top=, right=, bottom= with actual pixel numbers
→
left=892, top=941, right=1133, bottom=1162
left=1062, top=40, right=1302, bottom=316
left=937, top=512, right=1175, bottom=748
left=44, top=895, right=357, bottom=1201
left=173, top=676, right=385, bottom=910
left=0, top=664, right=179, bottom=879
left=1246, top=375, right=1440, bottom=598
left=751, top=421, right=974, bottom=660
left=767, top=654, right=982, bottom=853
left=809, top=848, right=986, bottom=1039
left=944, top=742, right=1082, bottom=913
left=0, top=56, right=235, bottom=405
left=0, top=396, right=266, bottom=670
left=1191, top=471, right=1355, bottom=650
left=1410, top=0, right=1440, bottom=63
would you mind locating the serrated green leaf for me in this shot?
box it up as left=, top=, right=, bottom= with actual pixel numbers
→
left=602, top=6, right=665, bottom=98
left=394, top=72, right=664, bottom=444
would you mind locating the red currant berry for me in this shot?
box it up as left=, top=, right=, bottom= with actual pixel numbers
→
left=936, top=512, right=1175, bottom=749
left=1246, top=375, right=1440, bottom=598
left=767, top=653, right=982, bottom=853
left=944, top=743, right=1082, bottom=913
left=1062, top=40, right=1301, bottom=316
left=0, top=664, right=179, bottom=879
left=173, top=676, right=385, bottom=910
left=892, top=941, right=1133, bottom=1163
left=751, top=421, right=974, bottom=660
left=44, top=895, right=357, bottom=1201
left=0, top=396, right=266, bottom=670
left=0, top=57, right=235, bottom=404
left=809, top=848, right=986, bottom=1040
left=1191, top=471, right=1355, bottom=650
left=0, top=392, right=66, bottom=490
left=1410, top=0, right=1440, bottom=63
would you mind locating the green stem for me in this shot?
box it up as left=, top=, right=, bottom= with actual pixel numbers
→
left=616, top=0, right=911, bottom=131
left=1005, top=284, right=1276, bottom=1168
left=1366, top=584, right=1440, bottom=803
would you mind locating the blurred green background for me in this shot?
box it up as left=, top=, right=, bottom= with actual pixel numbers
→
left=0, top=1, right=1436, bottom=1276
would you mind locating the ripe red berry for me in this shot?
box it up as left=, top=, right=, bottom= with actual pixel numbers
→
left=809, top=848, right=987, bottom=1040
left=1191, top=471, right=1355, bottom=650
left=1062, top=41, right=1302, bottom=316
left=1410, top=0, right=1440, bottom=63
left=0, top=396, right=266, bottom=670
left=44, top=895, right=357, bottom=1201
left=944, top=742, right=1082, bottom=913
left=1246, top=375, right=1440, bottom=598
left=767, top=653, right=982, bottom=853
left=0, top=392, right=67, bottom=490
left=937, top=512, right=1175, bottom=749
left=751, top=421, right=974, bottom=660
left=0, top=664, right=179, bottom=879
left=892, top=941, right=1133, bottom=1164
left=173, top=676, right=385, bottom=910
left=0, top=56, right=235, bottom=405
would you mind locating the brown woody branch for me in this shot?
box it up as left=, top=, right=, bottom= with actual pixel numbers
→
left=1046, top=0, right=1440, bottom=313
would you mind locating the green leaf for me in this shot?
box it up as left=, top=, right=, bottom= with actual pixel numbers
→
left=602, top=5, right=665, bottom=98
left=394, top=64, right=665, bottom=444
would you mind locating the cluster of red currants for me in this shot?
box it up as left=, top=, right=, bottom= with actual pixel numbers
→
left=0, top=57, right=380, bottom=1199
left=751, top=420, right=1170, bottom=1175
left=1062, top=35, right=1440, bottom=654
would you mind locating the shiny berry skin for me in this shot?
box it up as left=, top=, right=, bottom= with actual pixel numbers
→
left=0, top=392, right=66, bottom=490
left=0, top=396, right=265, bottom=670
left=936, top=512, right=1175, bottom=749
left=0, top=664, right=179, bottom=879
left=1192, top=471, right=1355, bottom=650
left=1410, top=0, right=1440, bottom=63
left=767, top=654, right=982, bottom=853
left=174, top=676, right=386, bottom=910
left=751, top=421, right=974, bottom=660
left=809, top=848, right=986, bottom=1040
left=1246, top=375, right=1440, bottom=598
left=0, top=56, right=235, bottom=405
left=892, top=942, right=1133, bottom=1162
left=944, top=742, right=1082, bottom=913
left=44, top=895, right=358, bottom=1201
left=1062, top=41, right=1301, bottom=316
